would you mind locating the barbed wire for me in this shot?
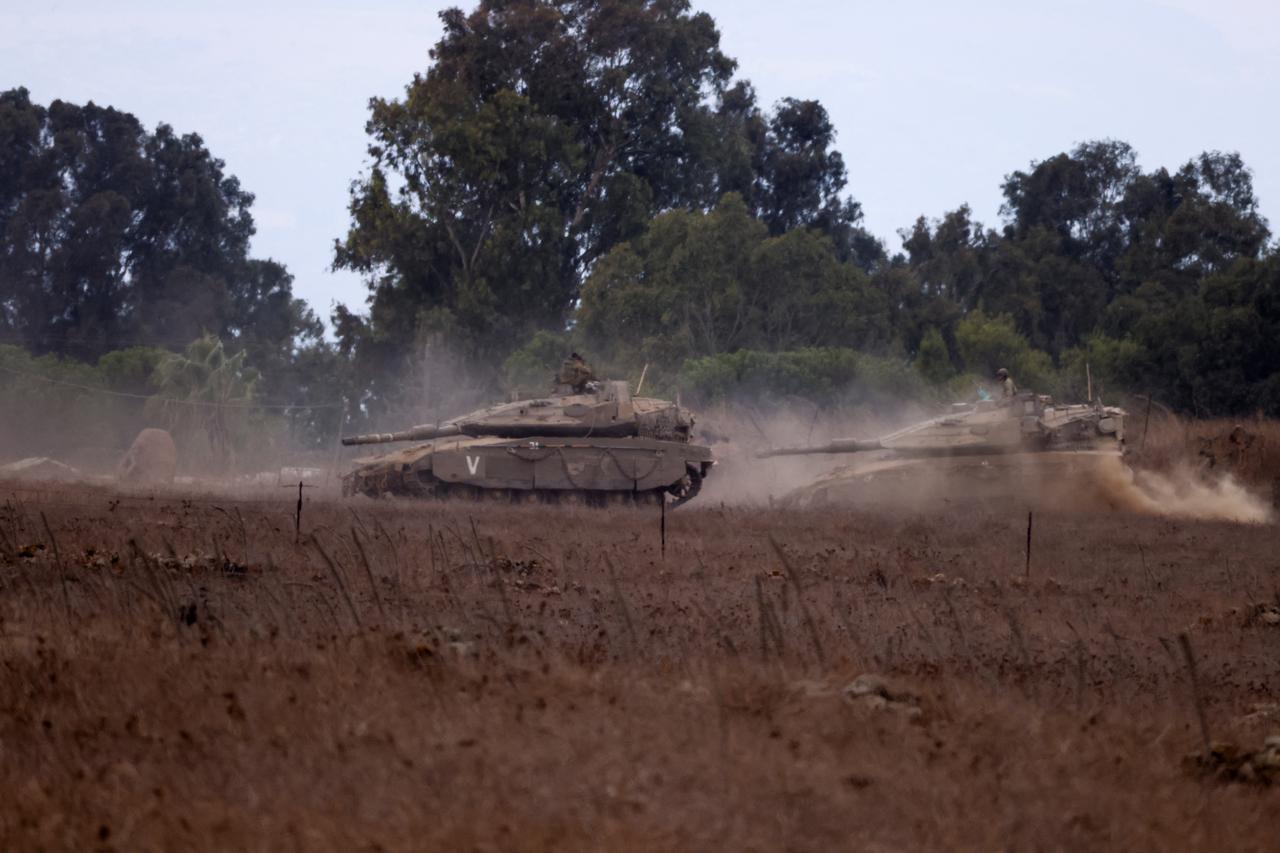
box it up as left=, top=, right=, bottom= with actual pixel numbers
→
left=0, top=363, right=343, bottom=411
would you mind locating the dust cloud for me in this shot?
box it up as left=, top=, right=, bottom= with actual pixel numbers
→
left=695, top=398, right=929, bottom=507
left=1096, top=456, right=1273, bottom=524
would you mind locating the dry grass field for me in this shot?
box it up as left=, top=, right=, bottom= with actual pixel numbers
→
left=1, top=474, right=1278, bottom=851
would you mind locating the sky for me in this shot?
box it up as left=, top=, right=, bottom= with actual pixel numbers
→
left=4, top=0, right=1278, bottom=327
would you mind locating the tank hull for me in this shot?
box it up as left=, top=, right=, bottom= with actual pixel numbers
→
left=344, top=435, right=714, bottom=507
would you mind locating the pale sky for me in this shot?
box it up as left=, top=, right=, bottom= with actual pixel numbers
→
left=4, top=0, right=1278, bottom=329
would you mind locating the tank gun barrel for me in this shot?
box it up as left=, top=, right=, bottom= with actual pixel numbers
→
left=756, top=438, right=883, bottom=458
left=342, top=418, right=647, bottom=446
left=341, top=424, right=463, bottom=446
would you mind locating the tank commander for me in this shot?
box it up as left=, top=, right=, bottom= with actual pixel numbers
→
left=555, top=352, right=596, bottom=393
left=995, top=367, right=1017, bottom=399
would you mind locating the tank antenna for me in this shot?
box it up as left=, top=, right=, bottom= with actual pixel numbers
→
left=635, top=363, right=649, bottom=396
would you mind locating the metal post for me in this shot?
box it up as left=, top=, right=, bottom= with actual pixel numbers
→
left=1024, top=511, right=1033, bottom=579
left=660, top=496, right=666, bottom=559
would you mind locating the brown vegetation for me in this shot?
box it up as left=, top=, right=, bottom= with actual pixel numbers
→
left=1, top=481, right=1278, bottom=851
left=1131, top=411, right=1280, bottom=492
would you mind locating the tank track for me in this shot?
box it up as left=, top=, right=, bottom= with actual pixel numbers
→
left=344, top=476, right=679, bottom=507
left=344, top=461, right=706, bottom=508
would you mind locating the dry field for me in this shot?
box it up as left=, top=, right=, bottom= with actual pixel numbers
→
left=1, top=478, right=1278, bottom=851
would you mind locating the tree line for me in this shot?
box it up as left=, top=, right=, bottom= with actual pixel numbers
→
left=4, top=0, right=1279, bottom=457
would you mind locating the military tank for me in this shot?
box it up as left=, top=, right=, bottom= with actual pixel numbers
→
left=341, top=381, right=713, bottom=507
left=758, top=392, right=1128, bottom=510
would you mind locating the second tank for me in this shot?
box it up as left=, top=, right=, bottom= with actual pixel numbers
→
left=758, top=392, right=1128, bottom=510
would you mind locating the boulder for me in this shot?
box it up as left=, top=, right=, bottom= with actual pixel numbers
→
left=118, top=428, right=177, bottom=484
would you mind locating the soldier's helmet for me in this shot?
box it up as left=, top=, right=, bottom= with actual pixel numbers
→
left=995, top=368, right=1009, bottom=379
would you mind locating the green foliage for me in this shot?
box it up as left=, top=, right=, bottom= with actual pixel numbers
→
left=954, top=311, right=1055, bottom=392
left=0, top=88, right=321, bottom=374
left=1057, top=334, right=1145, bottom=402
left=95, top=347, right=169, bottom=394
left=0, top=343, right=172, bottom=460
left=913, top=327, right=955, bottom=385
left=679, top=347, right=924, bottom=405
left=500, top=330, right=573, bottom=396
left=888, top=141, right=1276, bottom=412
left=578, top=193, right=889, bottom=384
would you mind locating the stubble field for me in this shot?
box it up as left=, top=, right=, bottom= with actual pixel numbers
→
left=1, top=479, right=1278, bottom=851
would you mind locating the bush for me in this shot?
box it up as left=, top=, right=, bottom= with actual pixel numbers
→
left=914, top=326, right=955, bottom=385
left=500, top=330, right=572, bottom=395
left=0, top=344, right=171, bottom=465
left=954, top=310, right=1055, bottom=392
left=1057, top=334, right=1145, bottom=402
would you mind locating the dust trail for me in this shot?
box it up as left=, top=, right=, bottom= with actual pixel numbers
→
left=695, top=399, right=927, bottom=506
left=1096, top=457, right=1273, bottom=523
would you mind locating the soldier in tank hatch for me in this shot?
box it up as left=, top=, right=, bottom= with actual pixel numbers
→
left=555, top=352, right=596, bottom=393
left=996, top=368, right=1017, bottom=399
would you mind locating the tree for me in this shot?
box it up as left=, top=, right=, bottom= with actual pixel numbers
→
left=749, top=98, right=882, bottom=268
left=914, top=326, right=954, bottom=385
left=953, top=310, right=1054, bottom=392
left=501, top=329, right=573, bottom=395
left=152, top=335, right=260, bottom=467
left=0, top=88, right=321, bottom=368
left=334, top=0, right=877, bottom=398
left=1001, top=139, right=1140, bottom=275
left=335, top=1, right=735, bottom=364
left=577, top=193, right=889, bottom=381
left=884, top=140, right=1276, bottom=409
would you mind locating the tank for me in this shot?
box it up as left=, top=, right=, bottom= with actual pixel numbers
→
left=758, top=392, right=1129, bottom=510
left=341, top=381, right=714, bottom=507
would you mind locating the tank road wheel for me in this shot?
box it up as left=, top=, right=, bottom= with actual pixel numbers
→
left=666, top=466, right=704, bottom=509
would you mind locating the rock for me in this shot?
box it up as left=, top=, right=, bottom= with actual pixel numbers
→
left=842, top=674, right=923, bottom=719
left=118, top=428, right=177, bottom=484
left=844, top=674, right=894, bottom=699
left=1183, top=735, right=1280, bottom=785
left=1243, top=603, right=1280, bottom=628
left=0, top=457, right=82, bottom=482
left=1258, top=736, right=1280, bottom=772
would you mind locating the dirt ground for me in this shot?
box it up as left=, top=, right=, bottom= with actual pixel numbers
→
left=1, top=479, right=1278, bottom=851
